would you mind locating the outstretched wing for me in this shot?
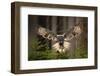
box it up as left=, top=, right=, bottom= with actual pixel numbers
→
left=37, top=27, right=57, bottom=41
left=64, top=23, right=82, bottom=41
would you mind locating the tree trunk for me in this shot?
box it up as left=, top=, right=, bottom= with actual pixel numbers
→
left=68, top=17, right=75, bottom=58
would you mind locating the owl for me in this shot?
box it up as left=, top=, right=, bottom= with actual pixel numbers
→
left=37, top=23, right=82, bottom=53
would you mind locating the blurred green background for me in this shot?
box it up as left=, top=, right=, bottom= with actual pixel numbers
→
left=28, top=37, right=88, bottom=61
left=28, top=15, right=88, bottom=61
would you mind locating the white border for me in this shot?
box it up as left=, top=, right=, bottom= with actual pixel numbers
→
left=20, top=6, right=95, bottom=70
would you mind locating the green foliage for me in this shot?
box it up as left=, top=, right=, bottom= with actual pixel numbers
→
left=28, top=37, right=88, bottom=60
left=74, top=45, right=88, bottom=58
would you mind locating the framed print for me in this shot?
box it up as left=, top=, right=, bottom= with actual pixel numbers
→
left=11, top=2, right=97, bottom=74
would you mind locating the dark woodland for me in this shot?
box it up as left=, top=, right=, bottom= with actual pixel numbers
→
left=28, top=15, right=88, bottom=60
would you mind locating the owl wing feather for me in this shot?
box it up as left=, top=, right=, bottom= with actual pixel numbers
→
left=38, top=27, right=57, bottom=41
left=37, top=23, right=82, bottom=42
left=64, top=23, right=82, bottom=41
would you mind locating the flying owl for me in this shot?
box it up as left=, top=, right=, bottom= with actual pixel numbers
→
left=37, top=23, right=82, bottom=53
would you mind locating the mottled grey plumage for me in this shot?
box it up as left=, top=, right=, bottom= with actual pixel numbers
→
left=37, top=23, right=82, bottom=53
